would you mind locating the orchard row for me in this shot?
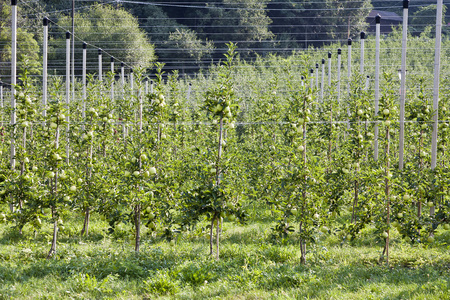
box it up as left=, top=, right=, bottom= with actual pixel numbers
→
left=1, top=46, right=449, bottom=264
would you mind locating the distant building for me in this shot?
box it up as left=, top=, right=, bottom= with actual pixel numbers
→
left=367, top=10, right=403, bottom=34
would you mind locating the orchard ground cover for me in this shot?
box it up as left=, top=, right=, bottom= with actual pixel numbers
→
left=0, top=209, right=450, bottom=299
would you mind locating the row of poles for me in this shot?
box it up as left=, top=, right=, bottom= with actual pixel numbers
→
left=302, top=0, right=443, bottom=175
left=6, top=0, right=444, bottom=183
left=8, top=0, right=138, bottom=170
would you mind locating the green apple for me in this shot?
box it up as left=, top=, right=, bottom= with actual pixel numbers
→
left=149, top=167, right=156, bottom=175
left=397, top=212, right=403, bottom=218
left=427, top=202, right=434, bottom=208
left=133, top=171, right=140, bottom=177
left=124, top=171, right=131, bottom=177
left=77, top=178, right=83, bottom=184
left=427, top=236, right=435, bottom=243
left=70, top=185, right=77, bottom=192
left=382, top=231, right=389, bottom=239
left=443, top=224, right=450, bottom=230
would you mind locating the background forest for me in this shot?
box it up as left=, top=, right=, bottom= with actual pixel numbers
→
left=0, top=0, right=448, bottom=78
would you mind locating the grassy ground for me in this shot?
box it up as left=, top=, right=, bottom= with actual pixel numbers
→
left=0, top=211, right=449, bottom=299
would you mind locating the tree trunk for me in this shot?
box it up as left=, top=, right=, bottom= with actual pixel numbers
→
left=209, top=215, right=215, bottom=256
left=352, top=179, right=358, bottom=223
left=135, top=203, right=141, bottom=253
left=215, top=216, right=220, bottom=261
left=47, top=206, right=58, bottom=259
left=299, top=222, right=306, bottom=264
left=81, top=207, right=90, bottom=236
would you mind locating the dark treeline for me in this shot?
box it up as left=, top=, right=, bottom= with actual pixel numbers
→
left=0, top=0, right=448, bottom=80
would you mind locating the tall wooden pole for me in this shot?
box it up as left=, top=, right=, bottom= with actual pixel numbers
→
left=10, top=0, right=17, bottom=171
left=82, top=42, right=87, bottom=131
left=327, top=52, right=332, bottom=86
left=399, top=0, right=409, bottom=170
left=337, top=48, right=341, bottom=103
left=360, top=31, right=365, bottom=74
left=65, top=32, right=71, bottom=164
left=374, top=15, right=381, bottom=161
left=43, top=17, right=49, bottom=117
left=430, top=0, right=444, bottom=216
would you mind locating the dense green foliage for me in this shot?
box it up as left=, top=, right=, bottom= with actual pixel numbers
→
left=1, top=3, right=450, bottom=297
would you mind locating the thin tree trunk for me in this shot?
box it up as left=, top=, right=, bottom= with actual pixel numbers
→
left=299, top=222, right=306, bottom=264
left=135, top=203, right=141, bottom=253
left=81, top=207, right=90, bottom=236
left=385, top=126, right=390, bottom=266
left=48, top=127, right=60, bottom=259
left=352, top=179, right=359, bottom=223
left=47, top=205, right=58, bottom=259
left=209, top=215, right=215, bottom=256
left=418, top=130, right=423, bottom=218
left=216, top=217, right=220, bottom=261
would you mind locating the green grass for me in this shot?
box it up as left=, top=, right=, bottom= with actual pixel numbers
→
left=0, top=213, right=449, bottom=299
